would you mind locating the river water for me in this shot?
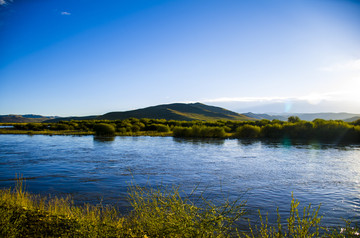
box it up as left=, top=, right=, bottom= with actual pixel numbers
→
left=1, top=134, right=360, bottom=228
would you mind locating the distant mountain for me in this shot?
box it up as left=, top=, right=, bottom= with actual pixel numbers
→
left=344, top=116, right=360, bottom=123
left=242, top=112, right=287, bottom=121
left=225, top=99, right=360, bottom=115
left=239, top=112, right=360, bottom=121
left=6, top=103, right=358, bottom=123
left=0, top=114, right=57, bottom=123
left=280, top=113, right=360, bottom=121
left=44, top=116, right=98, bottom=123
left=98, top=103, right=253, bottom=121
left=43, top=103, right=254, bottom=122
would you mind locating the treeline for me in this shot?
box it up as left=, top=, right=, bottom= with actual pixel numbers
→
left=8, top=117, right=360, bottom=143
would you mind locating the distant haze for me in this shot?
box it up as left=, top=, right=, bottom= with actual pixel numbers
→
left=206, top=99, right=360, bottom=114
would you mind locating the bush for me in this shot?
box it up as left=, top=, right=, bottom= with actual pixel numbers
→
left=288, top=116, right=301, bottom=123
left=128, top=184, right=246, bottom=237
left=93, top=123, right=115, bottom=136
left=236, top=125, right=261, bottom=138
left=156, top=124, right=170, bottom=132
left=246, top=193, right=322, bottom=238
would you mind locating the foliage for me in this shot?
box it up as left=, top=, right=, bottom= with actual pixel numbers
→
left=245, top=193, right=322, bottom=238
left=2, top=117, right=360, bottom=143
left=2, top=179, right=360, bottom=237
left=325, top=220, right=360, bottom=237
left=288, top=116, right=301, bottom=123
left=236, top=125, right=261, bottom=138
left=127, top=184, right=246, bottom=237
left=93, top=123, right=116, bottom=136
left=0, top=178, right=125, bottom=237
left=155, top=124, right=170, bottom=132
left=0, top=178, right=246, bottom=237
left=173, top=125, right=226, bottom=138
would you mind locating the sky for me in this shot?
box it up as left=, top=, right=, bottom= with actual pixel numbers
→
left=0, top=0, right=360, bottom=116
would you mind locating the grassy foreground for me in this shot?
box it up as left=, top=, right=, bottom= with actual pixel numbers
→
left=1, top=179, right=359, bottom=237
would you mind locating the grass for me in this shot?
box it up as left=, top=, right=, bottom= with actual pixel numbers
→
left=0, top=178, right=246, bottom=237
left=1, top=178, right=360, bottom=237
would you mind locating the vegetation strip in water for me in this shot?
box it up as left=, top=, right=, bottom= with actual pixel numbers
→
left=1, top=117, right=360, bottom=143
left=1, top=179, right=360, bottom=237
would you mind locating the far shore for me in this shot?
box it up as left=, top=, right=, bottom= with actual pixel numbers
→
left=0, top=129, right=173, bottom=137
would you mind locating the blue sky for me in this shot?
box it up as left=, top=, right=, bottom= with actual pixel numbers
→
left=1, top=0, right=360, bottom=116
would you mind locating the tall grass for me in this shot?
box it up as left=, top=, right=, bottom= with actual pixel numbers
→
left=0, top=178, right=246, bottom=237
left=245, top=193, right=322, bottom=237
left=0, top=177, right=125, bottom=237
left=1, top=178, right=359, bottom=237
left=126, top=183, right=246, bottom=237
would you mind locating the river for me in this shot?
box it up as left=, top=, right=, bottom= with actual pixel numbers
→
left=1, top=134, right=360, bottom=228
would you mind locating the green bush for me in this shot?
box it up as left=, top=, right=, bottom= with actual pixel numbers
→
left=236, top=125, right=261, bottom=138
left=288, top=116, right=301, bottom=123
left=156, top=124, right=170, bottom=132
left=246, top=193, right=322, bottom=238
left=93, top=123, right=116, bottom=136
left=127, top=184, right=246, bottom=237
left=2, top=179, right=360, bottom=237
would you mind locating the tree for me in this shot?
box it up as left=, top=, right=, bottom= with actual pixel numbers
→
left=288, top=116, right=301, bottom=123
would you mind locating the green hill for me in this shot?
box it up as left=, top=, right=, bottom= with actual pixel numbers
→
left=98, top=103, right=253, bottom=121
left=0, top=115, right=56, bottom=123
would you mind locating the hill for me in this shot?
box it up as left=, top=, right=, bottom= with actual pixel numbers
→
left=44, top=115, right=98, bottom=123
left=290, top=113, right=360, bottom=121
left=42, top=103, right=254, bottom=122
left=344, top=116, right=360, bottom=123
left=242, top=112, right=287, bottom=121
left=0, top=115, right=57, bottom=123
left=98, top=103, right=253, bottom=121
left=242, top=112, right=360, bottom=121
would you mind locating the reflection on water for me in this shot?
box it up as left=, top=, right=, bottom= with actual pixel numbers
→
left=93, top=136, right=115, bottom=142
left=237, top=139, right=259, bottom=146
left=0, top=126, right=14, bottom=129
left=173, top=137, right=225, bottom=145
left=0, top=134, right=360, bottom=228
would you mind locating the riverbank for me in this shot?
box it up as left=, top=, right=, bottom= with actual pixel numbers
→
left=1, top=179, right=358, bottom=237
left=0, top=128, right=173, bottom=137
left=1, top=117, right=359, bottom=143
left=1, top=179, right=247, bottom=237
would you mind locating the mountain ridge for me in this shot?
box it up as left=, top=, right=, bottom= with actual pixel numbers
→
left=2, top=103, right=359, bottom=123
left=97, top=103, right=253, bottom=121
left=0, top=114, right=57, bottom=123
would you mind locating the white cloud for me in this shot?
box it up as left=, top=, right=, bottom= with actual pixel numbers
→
left=203, top=96, right=288, bottom=103
left=0, top=0, right=7, bottom=5
left=320, top=59, right=360, bottom=72
left=61, top=11, right=71, bottom=15
left=201, top=92, right=349, bottom=105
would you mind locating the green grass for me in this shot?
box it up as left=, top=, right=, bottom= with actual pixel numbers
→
left=0, top=179, right=246, bottom=237
left=1, top=179, right=359, bottom=237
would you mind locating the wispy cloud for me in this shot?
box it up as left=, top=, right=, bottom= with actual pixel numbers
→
left=203, top=96, right=288, bottom=103
left=0, top=0, right=7, bottom=5
left=320, top=59, right=360, bottom=72
left=61, top=11, right=71, bottom=16
left=201, top=92, right=347, bottom=105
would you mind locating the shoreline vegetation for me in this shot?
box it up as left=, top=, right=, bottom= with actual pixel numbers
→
left=1, top=179, right=359, bottom=237
left=0, top=117, right=359, bottom=143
